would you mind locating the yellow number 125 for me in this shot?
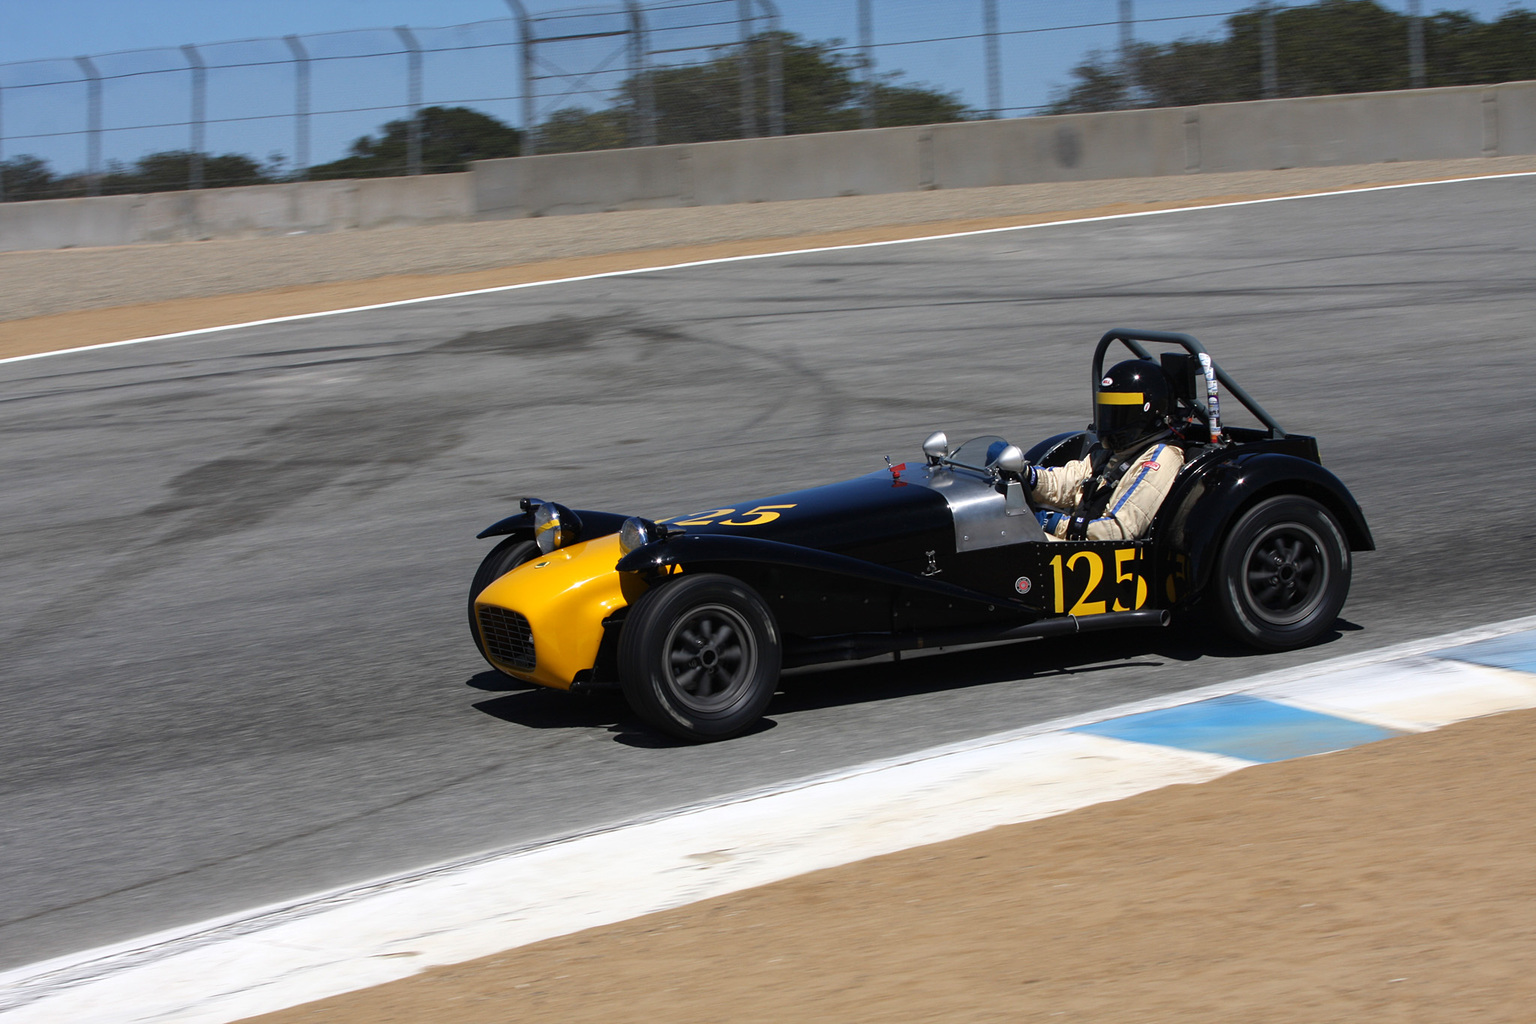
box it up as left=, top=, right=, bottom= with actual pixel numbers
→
left=1050, top=548, right=1145, bottom=616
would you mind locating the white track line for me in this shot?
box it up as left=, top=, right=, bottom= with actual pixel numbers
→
left=5, top=613, right=1536, bottom=1023
left=5, top=170, right=1535, bottom=369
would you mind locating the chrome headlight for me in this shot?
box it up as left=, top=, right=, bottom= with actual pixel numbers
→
left=618, top=516, right=661, bottom=555
left=533, top=501, right=581, bottom=554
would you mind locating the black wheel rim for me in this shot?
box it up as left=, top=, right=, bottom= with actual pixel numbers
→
left=1240, top=521, right=1330, bottom=626
left=661, top=603, right=759, bottom=713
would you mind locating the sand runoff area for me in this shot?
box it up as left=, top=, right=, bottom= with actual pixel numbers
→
left=5, top=156, right=1536, bottom=1022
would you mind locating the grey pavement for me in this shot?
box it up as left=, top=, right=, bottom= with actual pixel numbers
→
left=2, top=175, right=1534, bottom=969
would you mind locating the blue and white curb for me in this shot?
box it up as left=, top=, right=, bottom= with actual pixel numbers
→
left=5, top=616, right=1536, bottom=1023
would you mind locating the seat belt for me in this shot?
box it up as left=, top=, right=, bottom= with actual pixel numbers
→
left=1065, top=448, right=1133, bottom=540
left=1064, top=434, right=1171, bottom=541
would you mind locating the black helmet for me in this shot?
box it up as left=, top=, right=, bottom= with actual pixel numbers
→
left=1096, top=358, right=1171, bottom=451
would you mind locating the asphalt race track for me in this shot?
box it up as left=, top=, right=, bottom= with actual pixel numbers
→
left=3, top=176, right=1534, bottom=970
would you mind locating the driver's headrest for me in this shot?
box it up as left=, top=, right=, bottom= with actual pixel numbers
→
left=1159, top=353, right=1201, bottom=403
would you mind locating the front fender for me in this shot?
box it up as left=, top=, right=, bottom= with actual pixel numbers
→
left=1156, top=451, right=1374, bottom=605
left=476, top=507, right=632, bottom=541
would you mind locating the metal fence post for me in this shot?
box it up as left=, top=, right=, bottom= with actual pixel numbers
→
left=283, top=35, right=311, bottom=178
left=757, top=0, right=784, bottom=136
left=983, top=0, right=1001, bottom=119
left=1118, top=0, right=1138, bottom=108
left=0, top=83, right=6, bottom=203
left=75, top=56, right=102, bottom=196
left=623, top=1, right=657, bottom=146
left=503, top=0, right=536, bottom=155
left=1261, top=3, right=1278, bottom=99
left=1408, top=0, right=1426, bottom=88
left=858, top=0, right=875, bottom=128
left=181, top=44, right=206, bottom=190
left=738, top=0, right=757, bottom=138
left=395, top=27, right=423, bottom=175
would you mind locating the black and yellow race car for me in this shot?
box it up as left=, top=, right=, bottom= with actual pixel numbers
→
left=468, top=329, right=1373, bottom=742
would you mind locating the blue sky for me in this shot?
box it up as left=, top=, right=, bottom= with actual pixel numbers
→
left=1, top=1, right=1527, bottom=174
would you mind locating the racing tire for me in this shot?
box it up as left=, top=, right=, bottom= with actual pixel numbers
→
left=468, top=537, right=538, bottom=663
left=1212, top=495, right=1351, bottom=652
left=618, top=573, right=782, bottom=743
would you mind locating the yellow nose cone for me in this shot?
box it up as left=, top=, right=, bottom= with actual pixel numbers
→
left=474, top=533, right=636, bottom=690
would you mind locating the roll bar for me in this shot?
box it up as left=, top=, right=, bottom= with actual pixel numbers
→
left=1092, top=328, right=1287, bottom=440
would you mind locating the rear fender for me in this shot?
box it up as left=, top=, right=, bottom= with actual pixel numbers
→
left=1156, top=451, right=1374, bottom=606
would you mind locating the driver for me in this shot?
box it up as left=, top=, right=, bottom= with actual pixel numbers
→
left=1025, top=359, right=1185, bottom=541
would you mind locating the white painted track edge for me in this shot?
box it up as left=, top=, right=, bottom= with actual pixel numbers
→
left=4, top=170, right=1535, bottom=369
left=6, top=610, right=1535, bottom=1005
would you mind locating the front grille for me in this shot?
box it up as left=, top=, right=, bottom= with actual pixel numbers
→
left=477, top=606, right=536, bottom=671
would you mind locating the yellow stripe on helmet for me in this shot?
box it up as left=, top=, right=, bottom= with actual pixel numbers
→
left=1097, top=391, right=1145, bottom=405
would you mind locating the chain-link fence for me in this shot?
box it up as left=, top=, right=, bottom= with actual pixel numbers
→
left=0, top=0, right=786, bottom=200
left=2, top=0, right=1529, bottom=201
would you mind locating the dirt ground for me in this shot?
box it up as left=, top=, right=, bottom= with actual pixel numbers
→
left=9, top=157, right=1536, bottom=1022
left=240, top=709, right=1536, bottom=1024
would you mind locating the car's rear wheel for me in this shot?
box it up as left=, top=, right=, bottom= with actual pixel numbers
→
left=1213, top=495, right=1350, bottom=651
left=468, top=537, right=538, bottom=664
left=618, top=573, right=782, bottom=742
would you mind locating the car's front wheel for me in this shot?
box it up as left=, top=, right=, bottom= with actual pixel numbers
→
left=618, top=573, right=782, bottom=742
left=1212, top=495, right=1351, bottom=651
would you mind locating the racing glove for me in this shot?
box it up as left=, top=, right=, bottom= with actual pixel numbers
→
left=1036, top=509, right=1065, bottom=536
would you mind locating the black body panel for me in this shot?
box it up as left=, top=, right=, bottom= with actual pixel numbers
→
left=615, top=431, right=1371, bottom=633
left=617, top=532, right=1035, bottom=638
left=660, top=471, right=954, bottom=575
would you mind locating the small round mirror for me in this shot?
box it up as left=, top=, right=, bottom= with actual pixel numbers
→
left=994, top=444, right=1025, bottom=477
left=922, top=430, right=949, bottom=463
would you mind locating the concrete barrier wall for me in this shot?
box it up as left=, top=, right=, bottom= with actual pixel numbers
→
left=1196, top=86, right=1490, bottom=172
left=3, top=80, right=1533, bottom=253
left=0, top=173, right=473, bottom=252
left=471, top=80, right=1534, bottom=220
left=926, top=107, right=1193, bottom=189
left=472, top=146, right=688, bottom=219
left=1496, top=80, right=1536, bottom=155
left=688, top=128, right=930, bottom=203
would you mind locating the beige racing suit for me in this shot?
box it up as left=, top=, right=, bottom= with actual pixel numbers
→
left=1029, top=439, right=1184, bottom=541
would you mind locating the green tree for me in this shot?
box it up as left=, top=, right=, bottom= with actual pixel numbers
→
left=557, top=31, right=966, bottom=151
left=1424, top=8, right=1536, bottom=85
left=0, top=155, right=58, bottom=202
left=99, top=150, right=270, bottom=194
left=868, top=77, right=971, bottom=128
left=309, top=105, right=522, bottom=178
left=1046, top=50, right=1135, bottom=113
left=1048, top=0, right=1536, bottom=114
left=537, top=107, right=629, bottom=153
